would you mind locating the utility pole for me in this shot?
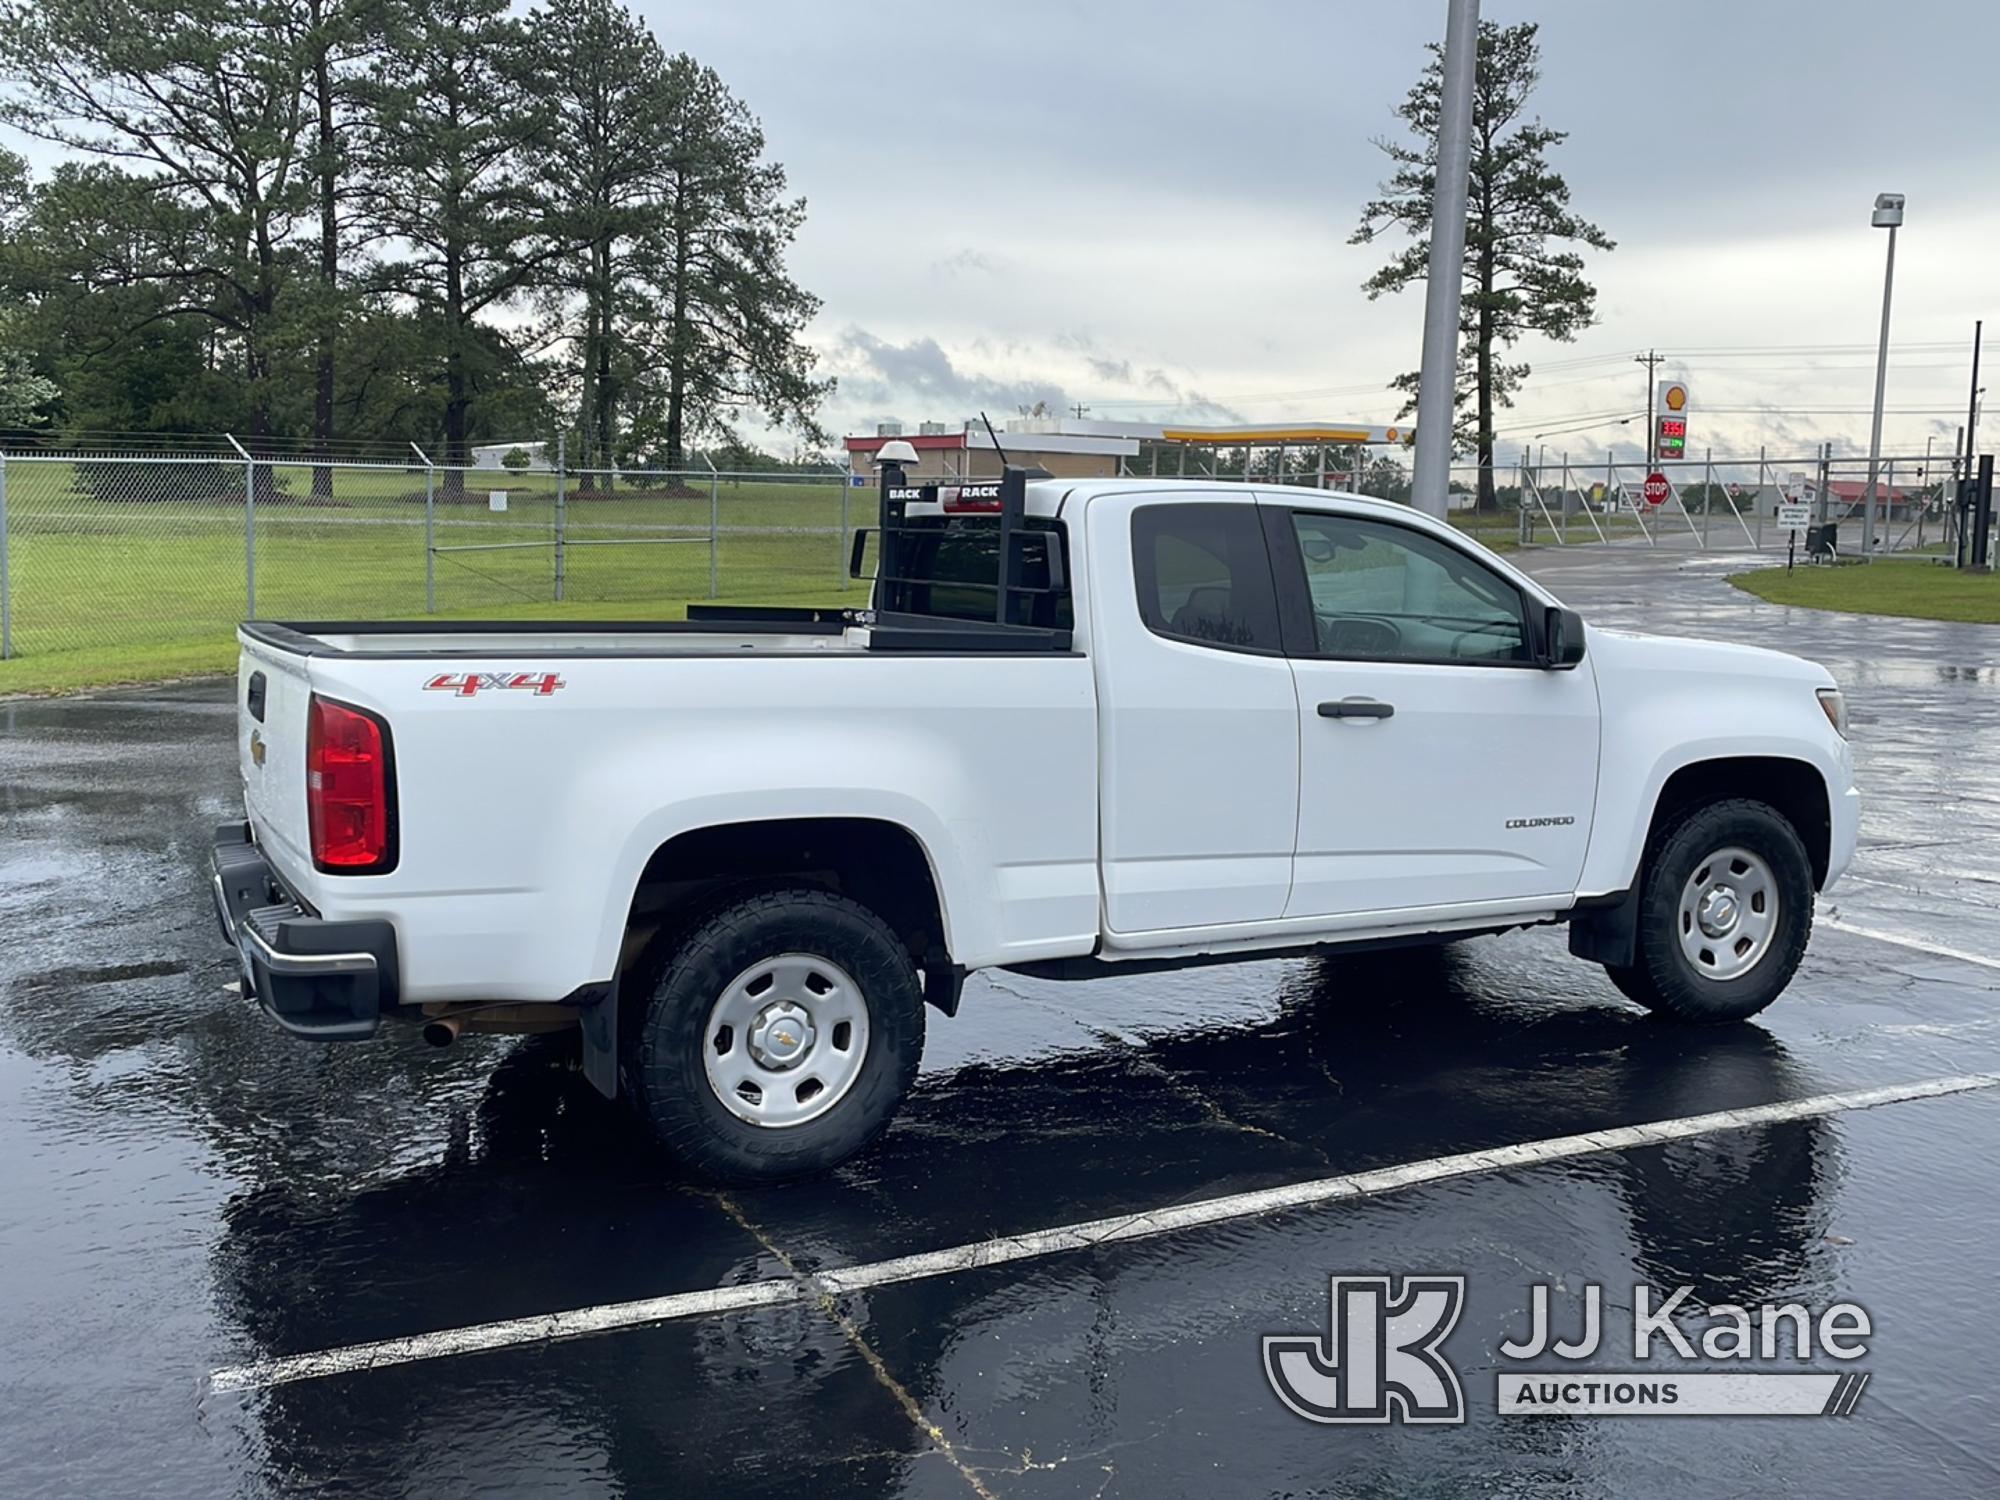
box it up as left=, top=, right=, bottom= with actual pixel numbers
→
left=1861, top=193, right=1904, bottom=559
left=1920, top=433, right=1933, bottom=549
left=1070, top=402, right=1091, bottom=420
left=1968, top=323, right=1985, bottom=455
left=1634, top=350, right=1667, bottom=464
left=1951, top=424, right=1966, bottom=563
left=1966, top=323, right=1983, bottom=474
left=1408, top=0, right=1480, bottom=520
left=1965, top=321, right=1985, bottom=570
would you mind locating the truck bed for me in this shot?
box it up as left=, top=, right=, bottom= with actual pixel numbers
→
left=250, top=622, right=862, bottom=657
left=230, top=610, right=1100, bottom=1010
left=243, top=606, right=1072, bottom=660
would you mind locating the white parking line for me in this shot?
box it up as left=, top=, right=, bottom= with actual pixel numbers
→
left=1857, top=863, right=2000, bottom=889
left=1823, top=919, right=2000, bottom=973
left=1843, top=871, right=2000, bottom=903
left=208, top=1069, right=2000, bottom=1394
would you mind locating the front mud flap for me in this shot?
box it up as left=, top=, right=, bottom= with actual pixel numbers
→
left=578, top=981, right=619, bottom=1099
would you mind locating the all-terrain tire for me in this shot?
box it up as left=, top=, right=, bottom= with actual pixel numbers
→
left=635, top=887, right=925, bottom=1181
left=1604, top=797, right=1815, bottom=1024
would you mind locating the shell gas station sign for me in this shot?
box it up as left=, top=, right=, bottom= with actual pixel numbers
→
left=1656, top=382, right=1689, bottom=460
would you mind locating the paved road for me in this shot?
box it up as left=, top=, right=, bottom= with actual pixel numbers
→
left=3, top=556, right=1998, bottom=1497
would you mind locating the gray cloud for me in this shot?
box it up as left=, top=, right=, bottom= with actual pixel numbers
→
left=1055, top=330, right=1135, bottom=385
left=1173, top=390, right=1246, bottom=423
left=834, top=329, right=1074, bottom=421
left=651, top=0, right=1998, bottom=458
left=834, top=326, right=1249, bottom=431
left=929, top=248, right=1000, bottom=280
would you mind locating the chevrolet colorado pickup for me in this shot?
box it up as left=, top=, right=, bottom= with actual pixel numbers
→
left=211, top=459, right=1858, bottom=1180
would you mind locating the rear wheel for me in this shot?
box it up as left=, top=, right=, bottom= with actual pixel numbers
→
left=1605, top=798, right=1814, bottom=1024
left=635, top=888, right=925, bottom=1181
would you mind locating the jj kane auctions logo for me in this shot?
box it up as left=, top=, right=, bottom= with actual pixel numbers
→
left=1265, top=1276, right=1872, bottom=1423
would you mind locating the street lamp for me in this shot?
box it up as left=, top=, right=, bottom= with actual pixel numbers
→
left=1861, top=192, right=1903, bottom=557
left=1409, top=0, right=1480, bottom=519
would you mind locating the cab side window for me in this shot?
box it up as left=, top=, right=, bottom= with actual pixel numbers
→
left=1131, top=503, right=1283, bottom=654
left=1285, top=511, right=1531, bottom=663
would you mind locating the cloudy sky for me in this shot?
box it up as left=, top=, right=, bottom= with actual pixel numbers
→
left=653, top=0, right=2000, bottom=466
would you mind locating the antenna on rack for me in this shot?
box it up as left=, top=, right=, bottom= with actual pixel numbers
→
left=980, top=411, right=1011, bottom=469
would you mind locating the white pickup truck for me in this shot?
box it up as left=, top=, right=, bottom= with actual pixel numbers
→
left=212, top=460, right=1858, bottom=1179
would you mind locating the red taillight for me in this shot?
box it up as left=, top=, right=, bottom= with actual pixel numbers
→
left=307, top=695, right=395, bottom=873
left=939, top=483, right=1004, bottom=513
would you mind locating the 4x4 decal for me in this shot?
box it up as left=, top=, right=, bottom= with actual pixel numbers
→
left=423, top=672, right=566, bottom=698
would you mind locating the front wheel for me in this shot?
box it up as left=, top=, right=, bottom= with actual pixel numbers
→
left=635, top=888, right=926, bottom=1181
left=1605, top=798, right=1815, bottom=1023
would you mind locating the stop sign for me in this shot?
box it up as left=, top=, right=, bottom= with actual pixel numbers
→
left=1642, top=472, right=1670, bottom=507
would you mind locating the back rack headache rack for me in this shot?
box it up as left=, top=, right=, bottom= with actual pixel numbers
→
left=868, top=458, right=1060, bottom=611
left=685, top=455, right=1072, bottom=653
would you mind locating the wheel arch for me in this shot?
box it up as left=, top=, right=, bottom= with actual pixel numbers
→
left=1570, top=754, right=1832, bottom=969
left=623, top=815, right=955, bottom=972
left=1647, top=756, right=1832, bottom=889
left=581, top=816, right=959, bottom=1102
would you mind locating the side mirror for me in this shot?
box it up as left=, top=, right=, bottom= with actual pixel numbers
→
left=1541, top=605, right=1587, bottom=669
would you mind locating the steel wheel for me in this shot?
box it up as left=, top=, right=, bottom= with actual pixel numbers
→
left=701, top=953, right=871, bottom=1128
left=1676, top=845, right=1779, bottom=982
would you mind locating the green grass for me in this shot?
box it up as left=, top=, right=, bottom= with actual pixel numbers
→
left=1508, top=509, right=1702, bottom=544
left=1728, top=559, right=2000, bottom=624
left=1445, top=514, right=1521, bottom=553
left=0, top=461, right=864, bottom=695
left=0, top=465, right=1673, bottom=692
left=0, top=587, right=858, bottom=696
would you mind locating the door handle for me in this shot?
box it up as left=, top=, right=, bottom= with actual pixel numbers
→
left=1317, top=698, right=1394, bottom=720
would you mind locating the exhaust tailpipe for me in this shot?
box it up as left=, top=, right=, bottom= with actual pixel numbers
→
left=422, top=1015, right=463, bottom=1048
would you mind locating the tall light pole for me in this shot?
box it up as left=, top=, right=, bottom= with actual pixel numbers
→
left=1409, top=0, right=1480, bottom=520
left=1861, top=192, right=1903, bottom=558
left=1966, top=320, right=1984, bottom=464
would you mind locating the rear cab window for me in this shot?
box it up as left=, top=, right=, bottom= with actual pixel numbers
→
left=875, top=515, right=1072, bottom=630
left=1130, top=503, right=1283, bottom=653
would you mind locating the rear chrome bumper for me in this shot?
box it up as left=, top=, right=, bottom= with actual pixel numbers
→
left=211, top=822, right=399, bottom=1042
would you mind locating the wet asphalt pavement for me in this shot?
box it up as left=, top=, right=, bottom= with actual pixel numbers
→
left=4, top=551, right=1999, bottom=1497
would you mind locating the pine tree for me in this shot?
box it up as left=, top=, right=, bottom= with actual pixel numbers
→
left=521, top=1, right=828, bottom=476
left=0, top=0, right=316, bottom=456
left=355, top=0, right=556, bottom=491
left=301, top=0, right=376, bottom=495
left=646, top=56, right=827, bottom=469
left=520, top=0, right=669, bottom=488
left=1353, top=20, right=1613, bottom=510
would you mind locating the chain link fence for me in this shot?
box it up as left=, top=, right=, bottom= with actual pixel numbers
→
left=1509, top=450, right=1961, bottom=554
left=0, top=450, right=856, bottom=660
left=0, top=441, right=1978, bottom=664
left=1111, top=442, right=1967, bottom=556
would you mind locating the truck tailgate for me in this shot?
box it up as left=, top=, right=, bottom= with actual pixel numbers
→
left=236, top=633, right=319, bottom=898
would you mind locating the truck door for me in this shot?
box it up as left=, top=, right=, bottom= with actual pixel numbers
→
left=1091, top=494, right=1300, bottom=932
left=1267, top=504, right=1599, bottom=918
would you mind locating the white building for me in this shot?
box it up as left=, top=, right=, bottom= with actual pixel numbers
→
left=469, top=440, right=553, bottom=472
